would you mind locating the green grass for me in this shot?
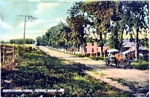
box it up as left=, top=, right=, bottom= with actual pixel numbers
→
left=108, top=78, right=139, bottom=91
left=91, top=70, right=106, bottom=77
left=131, top=61, right=149, bottom=70
left=1, top=48, right=132, bottom=97
left=90, top=56, right=106, bottom=61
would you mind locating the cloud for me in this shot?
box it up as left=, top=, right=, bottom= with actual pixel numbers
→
left=1, top=29, right=45, bottom=41
left=34, top=3, right=59, bottom=15
left=0, top=19, right=13, bottom=30
left=47, top=23, right=58, bottom=28
left=0, top=1, right=74, bottom=41
left=55, top=17, right=67, bottom=23
left=26, top=30, right=45, bottom=34
left=18, top=19, right=44, bottom=28
left=28, top=0, right=40, bottom=2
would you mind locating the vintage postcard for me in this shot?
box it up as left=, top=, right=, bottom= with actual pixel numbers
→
left=1, top=0, right=149, bottom=97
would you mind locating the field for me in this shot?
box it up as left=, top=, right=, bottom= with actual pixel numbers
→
left=5, top=44, right=32, bottom=47
left=1, top=47, right=132, bottom=97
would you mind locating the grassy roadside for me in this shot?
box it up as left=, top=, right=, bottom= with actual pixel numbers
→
left=45, top=46, right=105, bottom=60
left=1, top=47, right=132, bottom=97
left=131, top=61, right=149, bottom=70
left=46, top=46, right=149, bottom=70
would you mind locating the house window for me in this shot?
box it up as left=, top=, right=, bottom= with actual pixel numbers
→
left=92, top=48, right=94, bottom=52
left=92, top=43, right=94, bottom=46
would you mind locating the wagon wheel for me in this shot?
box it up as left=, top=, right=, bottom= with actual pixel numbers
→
left=105, top=59, right=110, bottom=66
left=118, top=59, right=126, bottom=68
left=117, top=61, right=121, bottom=68
left=122, top=60, right=127, bottom=69
left=117, top=60, right=124, bottom=68
left=125, top=61, right=131, bottom=69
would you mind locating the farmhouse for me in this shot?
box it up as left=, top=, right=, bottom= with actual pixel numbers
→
left=79, top=39, right=148, bottom=57
left=79, top=42, right=109, bottom=56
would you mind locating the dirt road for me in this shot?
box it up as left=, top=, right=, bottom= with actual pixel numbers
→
left=39, top=46, right=149, bottom=97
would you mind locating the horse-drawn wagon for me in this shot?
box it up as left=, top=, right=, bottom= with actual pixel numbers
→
left=105, top=49, right=135, bottom=68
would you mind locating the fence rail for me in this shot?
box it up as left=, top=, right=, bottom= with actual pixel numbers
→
left=1, top=45, right=15, bottom=63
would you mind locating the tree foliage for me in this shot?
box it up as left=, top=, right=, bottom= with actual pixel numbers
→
left=122, top=1, right=149, bottom=60
left=36, top=1, right=149, bottom=59
left=36, top=22, right=71, bottom=48
left=9, top=38, right=34, bottom=44
left=81, top=1, right=125, bottom=56
left=67, top=2, right=89, bottom=48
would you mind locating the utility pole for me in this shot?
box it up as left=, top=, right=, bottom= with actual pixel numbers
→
left=23, top=16, right=26, bottom=49
left=19, top=15, right=38, bottom=49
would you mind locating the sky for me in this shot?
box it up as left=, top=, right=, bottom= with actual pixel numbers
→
left=0, top=0, right=149, bottom=42
left=0, top=0, right=83, bottom=41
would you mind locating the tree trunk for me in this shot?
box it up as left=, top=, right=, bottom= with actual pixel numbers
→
left=134, top=28, right=139, bottom=61
left=100, top=33, right=104, bottom=57
left=120, top=25, right=125, bottom=53
left=100, top=45, right=103, bottom=57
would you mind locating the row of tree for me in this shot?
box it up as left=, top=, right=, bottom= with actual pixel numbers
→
left=36, top=1, right=149, bottom=60
left=9, top=38, right=34, bottom=44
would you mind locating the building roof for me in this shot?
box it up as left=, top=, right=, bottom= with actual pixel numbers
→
left=139, top=46, right=148, bottom=50
left=123, top=41, right=135, bottom=47
left=122, top=39, right=148, bottom=50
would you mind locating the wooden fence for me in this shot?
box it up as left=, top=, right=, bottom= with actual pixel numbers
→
left=1, top=45, right=15, bottom=63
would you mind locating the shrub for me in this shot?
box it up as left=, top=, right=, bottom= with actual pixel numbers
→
left=90, top=56, right=105, bottom=61
left=76, top=54, right=85, bottom=57
left=143, top=55, right=149, bottom=62
left=131, top=61, right=149, bottom=70
left=25, top=46, right=33, bottom=52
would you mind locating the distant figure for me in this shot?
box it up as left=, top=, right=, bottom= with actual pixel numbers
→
left=32, top=40, right=37, bottom=49
left=21, top=94, right=25, bottom=97
left=146, top=92, right=149, bottom=97
left=39, top=95, right=43, bottom=98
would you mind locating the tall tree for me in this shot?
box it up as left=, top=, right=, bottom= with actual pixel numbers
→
left=36, top=36, right=43, bottom=46
left=67, top=2, right=90, bottom=49
left=56, top=22, right=71, bottom=48
left=123, top=1, right=149, bottom=61
left=82, top=1, right=116, bottom=56
left=44, top=22, right=71, bottom=48
left=108, top=1, right=128, bottom=51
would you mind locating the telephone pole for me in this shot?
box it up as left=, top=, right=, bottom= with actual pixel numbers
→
left=19, top=15, right=38, bottom=49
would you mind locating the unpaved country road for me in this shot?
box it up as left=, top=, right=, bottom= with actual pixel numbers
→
left=39, top=46, right=149, bottom=97
left=39, top=46, right=106, bottom=69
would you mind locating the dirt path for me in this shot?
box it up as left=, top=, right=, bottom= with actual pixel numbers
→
left=39, top=46, right=149, bottom=97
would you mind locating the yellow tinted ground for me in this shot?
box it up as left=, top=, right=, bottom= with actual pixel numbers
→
left=5, top=44, right=32, bottom=47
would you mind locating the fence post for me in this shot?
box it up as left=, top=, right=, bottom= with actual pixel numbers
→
left=12, top=45, right=15, bottom=62
left=3, top=45, right=6, bottom=62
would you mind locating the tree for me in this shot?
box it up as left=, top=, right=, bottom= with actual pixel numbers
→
left=9, top=39, right=34, bottom=44
left=107, top=1, right=128, bottom=51
left=123, top=1, right=149, bottom=61
left=58, top=22, right=71, bottom=49
left=1, top=40, right=5, bottom=45
left=43, top=22, right=71, bottom=48
left=82, top=1, right=116, bottom=56
left=36, top=36, right=43, bottom=46
left=67, top=2, right=90, bottom=49
left=139, top=38, right=149, bottom=48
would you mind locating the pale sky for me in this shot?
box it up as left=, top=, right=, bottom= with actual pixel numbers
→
left=0, top=0, right=83, bottom=41
left=1, top=0, right=149, bottom=42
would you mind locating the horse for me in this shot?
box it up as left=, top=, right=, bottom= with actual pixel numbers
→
left=114, top=52, right=134, bottom=68
left=114, top=53, right=128, bottom=68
